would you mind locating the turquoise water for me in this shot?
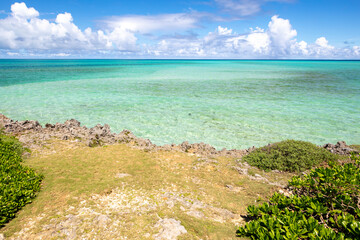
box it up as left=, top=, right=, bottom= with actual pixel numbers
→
left=0, top=59, right=359, bottom=149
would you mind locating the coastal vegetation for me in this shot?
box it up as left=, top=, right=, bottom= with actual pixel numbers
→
left=243, top=140, right=337, bottom=172
left=238, top=152, right=360, bottom=239
left=0, top=132, right=43, bottom=227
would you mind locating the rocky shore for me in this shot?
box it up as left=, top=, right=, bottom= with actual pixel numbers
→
left=0, top=114, right=247, bottom=158
left=0, top=114, right=357, bottom=157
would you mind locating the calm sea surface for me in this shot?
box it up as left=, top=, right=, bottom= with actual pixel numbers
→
left=0, top=59, right=359, bottom=149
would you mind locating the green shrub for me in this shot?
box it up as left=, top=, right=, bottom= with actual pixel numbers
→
left=243, top=140, right=337, bottom=172
left=0, top=133, right=24, bottom=157
left=0, top=134, right=43, bottom=227
left=237, top=153, right=360, bottom=239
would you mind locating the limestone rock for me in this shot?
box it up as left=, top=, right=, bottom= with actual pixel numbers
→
left=154, top=218, right=187, bottom=240
left=323, top=141, right=358, bottom=155
left=64, top=119, right=81, bottom=128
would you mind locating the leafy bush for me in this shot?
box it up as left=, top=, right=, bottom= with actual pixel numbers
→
left=0, top=133, right=24, bottom=157
left=237, top=153, right=360, bottom=239
left=243, top=140, right=337, bottom=172
left=0, top=133, right=43, bottom=227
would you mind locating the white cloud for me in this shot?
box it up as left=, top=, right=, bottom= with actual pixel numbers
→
left=51, top=53, right=70, bottom=57
left=268, top=15, right=297, bottom=55
left=315, top=37, right=333, bottom=49
left=353, top=46, right=360, bottom=56
left=6, top=52, right=19, bottom=56
left=144, top=16, right=359, bottom=59
left=153, top=39, right=204, bottom=57
left=55, top=12, right=73, bottom=24
left=0, top=2, right=137, bottom=53
left=104, top=13, right=201, bottom=34
left=0, top=2, right=358, bottom=59
left=11, top=2, right=38, bottom=19
left=307, top=37, right=335, bottom=57
left=246, top=27, right=270, bottom=54
left=161, top=15, right=297, bottom=58
left=290, top=40, right=308, bottom=55
left=217, top=26, right=233, bottom=35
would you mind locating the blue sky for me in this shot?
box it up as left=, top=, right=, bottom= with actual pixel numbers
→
left=0, top=0, right=359, bottom=58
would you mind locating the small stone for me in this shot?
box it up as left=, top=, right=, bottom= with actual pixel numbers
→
left=61, top=135, right=69, bottom=140
left=95, top=214, right=110, bottom=226
left=337, top=141, right=347, bottom=148
left=45, top=123, right=54, bottom=128
left=279, top=189, right=293, bottom=197
left=186, top=210, right=205, bottom=219
left=115, top=173, right=131, bottom=178
left=166, top=200, right=175, bottom=208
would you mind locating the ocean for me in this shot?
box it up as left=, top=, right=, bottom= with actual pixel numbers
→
left=0, top=59, right=359, bottom=149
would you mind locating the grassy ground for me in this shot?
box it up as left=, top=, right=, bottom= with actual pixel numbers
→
left=350, top=145, right=360, bottom=152
left=1, top=140, right=293, bottom=239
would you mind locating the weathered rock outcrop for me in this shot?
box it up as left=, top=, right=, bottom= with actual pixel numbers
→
left=323, top=141, right=358, bottom=155
left=0, top=114, right=247, bottom=158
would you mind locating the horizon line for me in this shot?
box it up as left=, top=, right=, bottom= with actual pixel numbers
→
left=1, top=58, right=360, bottom=61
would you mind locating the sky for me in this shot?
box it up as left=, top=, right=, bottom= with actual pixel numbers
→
left=0, top=0, right=359, bottom=59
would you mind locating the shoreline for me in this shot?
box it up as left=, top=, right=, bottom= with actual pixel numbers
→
left=0, top=114, right=248, bottom=158
left=0, top=113, right=356, bottom=157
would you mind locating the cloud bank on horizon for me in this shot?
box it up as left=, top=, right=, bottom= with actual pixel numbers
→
left=0, top=2, right=359, bottom=59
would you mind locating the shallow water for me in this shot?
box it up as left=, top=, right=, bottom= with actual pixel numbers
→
left=0, top=59, right=359, bottom=149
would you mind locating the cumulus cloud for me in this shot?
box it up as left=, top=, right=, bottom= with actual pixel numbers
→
left=315, top=37, right=333, bottom=49
left=353, top=46, right=360, bottom=56
left=0, top=2, right=137, bottom=52
left=145, top=15, right=359, bottom=59
left=0, top=2, right=359, bottom=59
left=153, top=15, right=297, bottom=58
left=246, top=27, right=270, bottom=54
left=11, top=2, right=39, bottom=19
left=0, top=2, right=204, bottom=55
left=268, top=15, right=297, bottom=55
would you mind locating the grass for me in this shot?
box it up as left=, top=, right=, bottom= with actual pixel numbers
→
left=0, top=139, right=286, bottom=239
left=350, top=144, right=360, bottom=152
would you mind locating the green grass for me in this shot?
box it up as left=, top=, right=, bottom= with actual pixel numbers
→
left=350, top=145, right=360, bottom=152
